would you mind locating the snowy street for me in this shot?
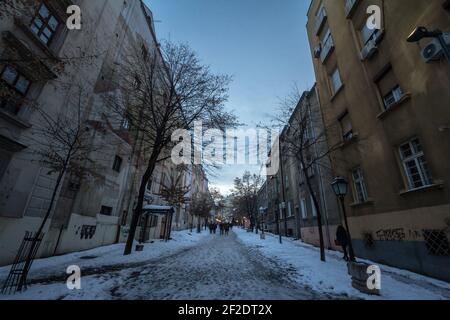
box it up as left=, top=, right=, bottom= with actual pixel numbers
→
left=1, top=228, right=450, bottom=300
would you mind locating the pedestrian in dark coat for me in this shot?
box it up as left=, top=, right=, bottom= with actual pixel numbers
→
left=336, top=225, right=349, bottom=261
left=224, top=223, right=230, bottom=236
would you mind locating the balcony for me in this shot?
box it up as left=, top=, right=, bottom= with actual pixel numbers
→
left=314, top=6, right=327, bottom=35
left=320, top=34, right=334, bottom=63
left=345, top=0, right=360, bottom=18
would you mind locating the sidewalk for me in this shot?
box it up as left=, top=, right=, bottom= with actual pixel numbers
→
left=0, top=230, right=208, bottom=287
left=235, top=228, right=450, bottom=300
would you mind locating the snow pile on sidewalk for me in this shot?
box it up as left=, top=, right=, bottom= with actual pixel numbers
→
left=235, top=228, right=450, bottom=300
left=0, top=229, right=208, bottom=285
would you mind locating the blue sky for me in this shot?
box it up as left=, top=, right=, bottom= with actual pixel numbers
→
left=146, top=0, right=316, bottom=194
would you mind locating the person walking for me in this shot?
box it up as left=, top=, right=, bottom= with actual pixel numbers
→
left=224, top=223, right=230, bottom=236
left=336, top=225, right=349, bottom=261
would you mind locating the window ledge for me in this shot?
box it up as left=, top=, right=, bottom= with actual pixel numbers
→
left=339, top=132, right=359, bottom=149
left=350, top=199, right=375, bottom=208
left=330, top=84, right=345, bottom=102
left=377, top=93, right=412, bottom=120
left=0, top=109, right=32, bottom=129
left=399, top=181, right=444, bottom=196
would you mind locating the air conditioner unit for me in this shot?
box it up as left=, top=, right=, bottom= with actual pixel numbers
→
left=313, top=44, right=322, bottom=59
left=360, top=39, right=378, bottom=61
left=421, top=33, right=450, bottom=63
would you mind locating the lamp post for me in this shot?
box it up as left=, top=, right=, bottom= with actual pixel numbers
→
left=407, top=26, right=450, bottom=63
left=331, top=177, right=356, bottom=262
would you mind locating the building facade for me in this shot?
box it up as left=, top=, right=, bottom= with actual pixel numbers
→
left=306, top=0, right=450, bottom=281
left=0, top=0, right=210, bottom=266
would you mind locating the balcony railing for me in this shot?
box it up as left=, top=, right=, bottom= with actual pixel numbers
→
left=345, top=0, right=360, bottom=18
left=314, top=6, right=327, bottom=35
left=320, top=34, right=334, bottom=63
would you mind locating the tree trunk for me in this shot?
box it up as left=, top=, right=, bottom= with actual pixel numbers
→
left=19, top=165, right=66, bottom=290
left=123, top=152, right=158, bottom=255
left=303, top=167, right=326, bottom=262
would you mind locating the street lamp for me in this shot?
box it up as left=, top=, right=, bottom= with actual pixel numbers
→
left=407, top=26, right=450, bottom=63
left=331, top=177, right=356, bottom=262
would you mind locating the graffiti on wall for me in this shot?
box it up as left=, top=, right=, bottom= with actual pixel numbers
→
left=375, top=228, right=406, bottom=241
left=374, top=227, right=447, bottom=242
left=78, top=225, right=96, bottom=240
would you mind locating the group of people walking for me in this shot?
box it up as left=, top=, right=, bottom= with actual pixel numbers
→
left=208, top=222, right=233, bottom=236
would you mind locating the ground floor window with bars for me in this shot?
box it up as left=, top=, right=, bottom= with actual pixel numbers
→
left=423, top=230, right=449, bottom=256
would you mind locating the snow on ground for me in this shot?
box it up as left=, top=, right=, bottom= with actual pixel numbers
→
left=235, top=228, right=450, bottom=300
left=0, top=229, right=324, bottom=300
left=0, top=230, right=208, bottom=292
left=1, top=228, right=449, bottom=300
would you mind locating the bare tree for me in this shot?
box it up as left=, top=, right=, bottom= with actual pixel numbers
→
left=189, top=192, right=213, bottom=233
left=231, top=171, right=263, bottom=232
left=104, top=40, right=237, bottom=255
left=275, top=86, right=342, bottom=262
left=13, top=82, right=104, bottom=290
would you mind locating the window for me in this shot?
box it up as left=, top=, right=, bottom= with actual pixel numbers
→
left=399, top=138, right=433, bottom=190
left=100, top=206, right=113, bottom=216
left=339, top=112, right=353, bottom=142
left=1, top=66, right=31, bottom=114
left=112, top=155, right=122, bottom=172
left=320, top=28, right=334, bottom=62
left=423, top=230, right=449, bottom=256
left=376, top=66, right=404, bottom=110
left=287, top=202, right=293, bottom=217
left=310, top=194, right=318, bottom=217
left=383, top=85, right=403, bottom=109
left=1, top=66, right=31, bottom=95
left=330, top=68, right=343, bottom=95
left=360, top=23, right=379, bottom=45
left=30, top=3, right=60, bottom=45
left=121, top=117, right=130, bottom=130
left=352, top=167, right=368, bottom=203
left=300, top=197, right=307, bottom=219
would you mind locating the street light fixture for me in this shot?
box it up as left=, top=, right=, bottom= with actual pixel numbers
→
left=407, top=26, right=450, bottom=62
left=331, top=177, right=356, bottom=262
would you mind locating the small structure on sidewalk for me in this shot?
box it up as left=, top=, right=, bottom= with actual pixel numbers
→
left=139, top=205, right=175, bottom=246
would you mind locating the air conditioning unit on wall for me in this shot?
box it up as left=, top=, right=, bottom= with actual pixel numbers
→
left=422, top=33, right=450, bottom=63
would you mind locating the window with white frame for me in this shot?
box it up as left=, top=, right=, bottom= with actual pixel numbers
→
left=352, top=167, right=369, bottom=203
left=300, top=197, right=307, bottom=219
left=310, top=194, right=318, bottom=217
left=399, top=138, right=433, bottom=190
left=330, top=68, right=343, bottom=95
